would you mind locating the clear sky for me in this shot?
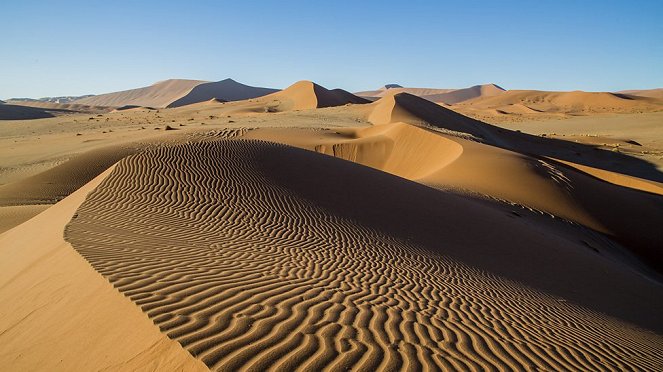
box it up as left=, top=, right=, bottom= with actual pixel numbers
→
left=1, top=0, right=662, bottom=98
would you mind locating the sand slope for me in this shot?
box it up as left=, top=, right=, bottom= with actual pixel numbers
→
left=618, top=88, right=663, bottom=99
left=258, top=81, right=369, bottom=111
left=5, top=100, right=111, bottom=114
left=167, top=78, right=278, bottom=107
left=356, top=84, right=504, bottom=104
left=0, top=102, right=58, bottom=120
left=245, top=93, right=663, bottom=272
left=63, top=139, right=663, bottom=371
left=0, top=167, right=206, bottom=371
left=356, top=86, right=455, bottom=99
left=456, top=89, right=663, bottom=117
left=422, top=84, right=505, bottom=104
left=73, top=79, right=208, bottom=108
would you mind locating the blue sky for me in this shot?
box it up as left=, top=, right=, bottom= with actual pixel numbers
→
left=1, top=0, right=662, bottom=98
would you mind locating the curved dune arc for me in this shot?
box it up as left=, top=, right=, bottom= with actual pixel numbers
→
left=314, top=123, right=464, bottom=180
left=65, top=139, right=663, bottom=371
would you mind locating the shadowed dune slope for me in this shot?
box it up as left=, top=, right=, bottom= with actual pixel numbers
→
left=65, top=139, right=663, bottom=371
left=245, top=122, right=663, bottom=273
left=367, top=92, right=663, bottom=185
left=356, top=86, right=455, bottom=99
left=356, top=84, right=504, bottom=104
left=422, top=84, right=505, bottom=104
left=5, top=100, right=111, bottom=114
left=167, top=78, right=278, bottom=107
left=260, top=81, right=370, bottom=111
left=367, top=92, right=502, bottom=143
left=73, top=79, right=207, bottom=108
left=0, top=102, right=58, bottom=120
left=618, top=88, right=663, bottom=99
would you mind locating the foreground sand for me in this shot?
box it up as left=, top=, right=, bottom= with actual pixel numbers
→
left=1, top=82, right=662, bottom=370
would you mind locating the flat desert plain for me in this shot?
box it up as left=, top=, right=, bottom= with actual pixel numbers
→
left=1, top=80, right=663, bottom=371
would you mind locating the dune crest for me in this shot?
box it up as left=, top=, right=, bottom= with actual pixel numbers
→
left=73, top=79, right=208, bottom=108
left=167, top=78, right=278, bottom=107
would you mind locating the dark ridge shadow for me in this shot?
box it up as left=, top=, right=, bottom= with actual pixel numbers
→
left=312, top=84, right=371, bottom=108
left=0, top=103, right=60, bottom=120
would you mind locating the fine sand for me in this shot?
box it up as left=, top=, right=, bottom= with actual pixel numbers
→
left=1, top=80, right=662, bottom=370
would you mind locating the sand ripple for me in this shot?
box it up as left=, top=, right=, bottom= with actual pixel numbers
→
left=66, top=140, right=663, bottom=371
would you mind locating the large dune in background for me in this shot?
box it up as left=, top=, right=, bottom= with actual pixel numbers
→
left=0, top=102, right=58, bottom=120
left=454, top=89, right=663, bottom=123
left=167, top=78, right=278, bottom=107
left=257, top=81, right=370, bottom=111
left=73, top=79, right=207, bottom=108
left=618, top=88, right=663, bottom=99
left=356, top=84, right=504, bottom=104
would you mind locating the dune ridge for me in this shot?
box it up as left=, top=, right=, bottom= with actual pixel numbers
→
left=618, top=88, right=663, bottom=99
left=456, top=90, right=663, bottom=118
left=0, top=102, right=57, bottom=120
left=64, top=139, right=663, bottom=371
left=261, top=81, right=370, bottom=111
left=73, top=79, right=208, bottom=108
left=167, top=78, right=278, bottom=107
left=356, top=84, right=505, bottom=104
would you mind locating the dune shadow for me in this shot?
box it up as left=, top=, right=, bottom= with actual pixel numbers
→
left=254, top=141, right=663, bottom=332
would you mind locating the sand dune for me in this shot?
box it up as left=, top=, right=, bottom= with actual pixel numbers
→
left=356, top=84, right=504, bottom=104
left=0, top=102, right=58, bottom=120
left=258, top=81, right=369, bottom=111
left=618, top=88, right=663, bottom=99
left=167, top=78, right=278, bottom=107
left=73, top=79, right=208, bottom=108
left=2, top=78, right=663, bottom=370
left=421, top=84, right=505, bottom=104
left=365, top=92, right=501, bottom=143
left=454, top=90, right=663, bottom=123
left=0, top=168, right=206, bottom=371
left=246, top=126, right=663, bottom=273
left=5, top=100, right=110, bottom=114
left=356, top=86, right=456, bottom=99
left=62, top=139, right=663, bottom=370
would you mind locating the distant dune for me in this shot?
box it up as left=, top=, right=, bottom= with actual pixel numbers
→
left=356, top=83, right=505, bottom=104
left=167, top=78, right=278, bottom=107
left=356, top=85, right=456, bottom=99
left=0, top=102, right=57, bottom=120
left=259, top=81, right=369, bottom=111
left=421, top=84, right=505, bottom=104
left=8, top=95, right=94, bottom=104
left=459, top=89, right=663, bottom=113
left=618, top=88, right=663, bottom=99
left=5, top=100, right=111, bottom=114
left=73, top=79, right=208, bottom=108
left=453, top=89, right=663, bottom=123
